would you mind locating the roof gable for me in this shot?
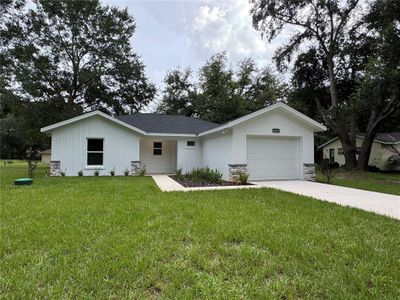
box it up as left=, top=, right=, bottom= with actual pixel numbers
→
left=40, top=111, right=147, bottom=135
left=199, top=102, right=326, bottom=136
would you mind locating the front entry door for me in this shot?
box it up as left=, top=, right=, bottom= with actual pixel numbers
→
left=329, top=149, right=335, bottom=163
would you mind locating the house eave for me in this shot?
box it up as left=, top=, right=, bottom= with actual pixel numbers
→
left=199, top=102, right=326, bottom=136
left=40, top=111, right=147, bottom=135
left=318, top=136, right=400, bottom=149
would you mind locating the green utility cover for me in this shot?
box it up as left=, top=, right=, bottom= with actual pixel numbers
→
left=15, top=178, right=33, bottom=185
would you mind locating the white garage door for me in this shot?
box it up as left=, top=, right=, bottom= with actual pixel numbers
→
left=246, top=136, right=301, bottom=180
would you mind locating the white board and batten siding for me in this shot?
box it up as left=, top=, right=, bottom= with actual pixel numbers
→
left=51, top=115, right=140, bottom=176
left=176, top=138, right=202, bottom=173
left=140, top=139, right=177, bottom=174
left=232, top=108, right=313, bottom=180
left=202, top=133, right=232, bottom=180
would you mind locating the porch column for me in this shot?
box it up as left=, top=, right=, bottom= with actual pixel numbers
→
left=50, top=160, right=61, bottom=176
left=228, top=164, right=247, bottom=182
left=303, top=163, right=316, bottom=181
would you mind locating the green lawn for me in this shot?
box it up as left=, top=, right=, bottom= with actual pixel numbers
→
left=1, top=164, right=399, bottom=298
left=316, top=169, right=400, bottom=195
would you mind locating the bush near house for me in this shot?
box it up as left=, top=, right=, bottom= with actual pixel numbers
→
left=186, top=167, right=223, bottom=184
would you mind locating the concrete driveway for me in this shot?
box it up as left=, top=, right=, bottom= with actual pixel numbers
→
left=254, top=180, right=400, bottom=220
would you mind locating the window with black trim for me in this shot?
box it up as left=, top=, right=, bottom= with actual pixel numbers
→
left=338, top=148, right=344, bottom=155
left=153, top=142, right=162, bottom=155
left=87, top=138, right=103, bottom=165
left=187, top=141, right=195, bottom=147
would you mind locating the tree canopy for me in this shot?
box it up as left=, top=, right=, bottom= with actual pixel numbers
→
left=157, top=53, right=287, bottom=124
left=0, top=0, right=155, bottom=158
left=1, top=0, right=155, bottom=115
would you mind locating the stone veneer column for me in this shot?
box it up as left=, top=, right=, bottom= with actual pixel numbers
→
left=130, top=161, right=141, bottom=176
left=228, top=164, right=247, bottom=182
left=303, top=163, right=316, bottom=181
left=50, top=160, right=61, bottom=176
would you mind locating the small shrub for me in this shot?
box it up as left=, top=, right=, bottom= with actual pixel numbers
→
left=78, top=170, right=83, bottom=177
left=328, top=162, right=340, bottom=169
left=238, top=172, right=249, bottom=185
left=138, top=165, right=146, bottom=176
left=94, top=170, right=99, bottom=176
left=187, top=167, right=223, bottom=184
left=368, top=165, right=380, bottom=173
left=387, top=146, right=400, bottom=167
left=61, top=169, right=66, bottom=177
left=124, top=168, right=130, bottom=176
left=176, top=168, right=183, bottom=180
left=110, top=168, right=115, bottom=176
left=320, top=159, right=335, bottom=184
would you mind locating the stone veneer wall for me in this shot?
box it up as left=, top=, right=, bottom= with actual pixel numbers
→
left=130, top=161, right=142, bottom=176
left=303, top=163, right=316, bottom=181
left=50, top=160, right=61, bottom=177
left=228, top=164, right=247, bottom=182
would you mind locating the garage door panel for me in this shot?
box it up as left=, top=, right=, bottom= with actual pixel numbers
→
left=247, top=136, right=300, bottom=180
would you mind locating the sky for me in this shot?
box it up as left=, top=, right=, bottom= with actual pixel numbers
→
left=101, top=0, right=290, bottom=109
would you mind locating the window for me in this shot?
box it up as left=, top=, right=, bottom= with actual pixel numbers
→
left=187, top=141, right=196, bottom=147
left=153, top=142, right=162, bottom=155
left=87, top=138, right=103, bottom=165
left=356, top=147, right=361, bottom=155
left=338, top=148, right=344, bottom=155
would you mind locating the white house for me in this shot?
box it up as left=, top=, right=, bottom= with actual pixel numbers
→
left=319, top=133, right=400, bottom=171
left=41, top=102, right=326, bottom=181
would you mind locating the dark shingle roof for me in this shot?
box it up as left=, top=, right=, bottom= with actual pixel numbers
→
left=116, top=114, right=220, bottom=134
left=357, top=132, right=400, bottom=143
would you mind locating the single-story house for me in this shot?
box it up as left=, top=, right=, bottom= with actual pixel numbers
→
left=41, top=102, right=326, bottom=180
left=40, top=149, right=51, bottom=164
left=319, top=132, right=400, bottom=171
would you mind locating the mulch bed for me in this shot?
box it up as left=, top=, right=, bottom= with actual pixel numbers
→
left=169, top=175, right=252, bottom=188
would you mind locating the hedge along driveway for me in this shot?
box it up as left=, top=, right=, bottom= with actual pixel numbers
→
left=1, top=164, right=400, bottom=298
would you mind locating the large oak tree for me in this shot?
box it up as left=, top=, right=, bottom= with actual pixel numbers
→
left=251, top=0, right=400, bottom=170
left=1, top=0, right=155, bottom=115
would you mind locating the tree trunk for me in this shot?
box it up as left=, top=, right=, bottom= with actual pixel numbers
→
left=357, top=129, right=377, bottom=171
left=337, top=130, right=357, bottom=170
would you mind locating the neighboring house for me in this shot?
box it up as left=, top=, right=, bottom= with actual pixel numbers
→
left=319, top=133, right=400, bottom=171
left=40, top=150, right=51, bottom=164
left=40, top=102, right=326, bottom=180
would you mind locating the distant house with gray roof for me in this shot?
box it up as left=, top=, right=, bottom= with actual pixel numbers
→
left=319, top=132, right=400, bottom=171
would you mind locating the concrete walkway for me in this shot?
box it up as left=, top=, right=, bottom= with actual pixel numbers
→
left=255, top=180, right=400, bottom=220
left=151, top=175, right=261, bottom=192
left=151, top=175, right=399, bottom=220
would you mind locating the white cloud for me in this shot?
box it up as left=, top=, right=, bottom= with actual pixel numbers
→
left=187, top=0, right=284, bottom=69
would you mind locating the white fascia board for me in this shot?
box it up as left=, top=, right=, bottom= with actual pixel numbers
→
left=199, top=102, right=327, bottom=136
left=146, top=133, right=198, bottom=137
left=40, top=111, right=147, bottom=135
left=317, top=137, right=339, bottom=149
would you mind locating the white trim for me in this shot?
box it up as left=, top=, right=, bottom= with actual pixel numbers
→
left=318, top=135, right=400, bottom=149
left=41, top=111, right=147, bottom=135
left=41, top=103, right=327, bottom=138
left=146, top=133, right=197, bottom=137
left=199, top=102, right=326, bottom=136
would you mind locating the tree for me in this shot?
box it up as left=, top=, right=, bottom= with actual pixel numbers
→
left=1, top=0, right=155, bottom=115
left=196, top=53, right=245, bottom=123
left=157, top=68, right=196, bottom=116
left=251, top=0, right=400, bottom=170
left=156, top=53, right=286, bottom=124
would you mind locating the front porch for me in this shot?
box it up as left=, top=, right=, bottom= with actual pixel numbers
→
left=139, top=139, right=177, bottom=174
